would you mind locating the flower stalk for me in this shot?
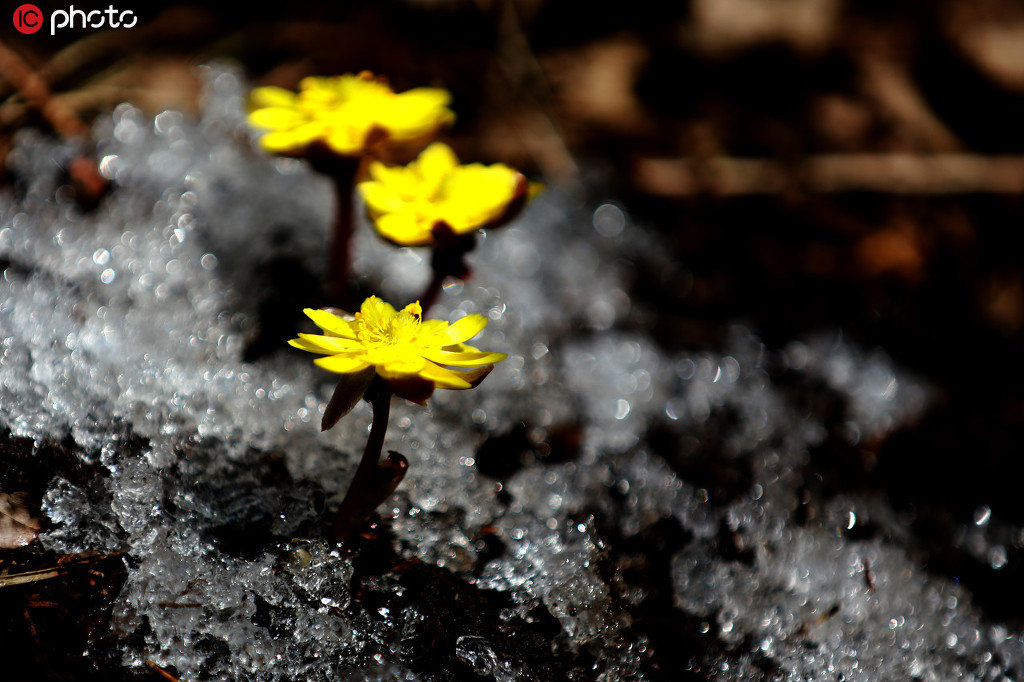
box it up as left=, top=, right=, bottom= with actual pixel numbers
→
left=420, top=228, right=476, bottom=313
left=331, top=378, right=408, bottom=542
left=310, top=155, right=362, bottom=307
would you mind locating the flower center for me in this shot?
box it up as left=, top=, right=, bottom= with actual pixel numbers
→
left=356, top=306, right=422, bottom=349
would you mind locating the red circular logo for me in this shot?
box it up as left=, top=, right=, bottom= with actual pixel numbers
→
left=13, top=4, right=42, bottom=34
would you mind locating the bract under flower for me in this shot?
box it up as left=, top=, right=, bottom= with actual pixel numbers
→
left=357, top=142, right=536, bottom=247
left=248, top=72, right=454, bottom=156
left=290, top=296, right=506, bottom=420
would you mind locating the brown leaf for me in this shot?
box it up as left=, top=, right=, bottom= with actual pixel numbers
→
left=0, top=492, right=41, bottom=549
left=321, top=368, right=375, bottom=432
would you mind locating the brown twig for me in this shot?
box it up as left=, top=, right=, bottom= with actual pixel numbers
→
left=634, top=154, right=1024, bottom=196
left=0, top=38, right=110, bottom=205
left=0, top=38, right=89, bottom=140
left=146, top=660, right=181, bottom=682
left=486, top=0, right=578, bottom=184
left=0, top=551, right=125, bottom=589
left=0, top=566, right=63, bottom=588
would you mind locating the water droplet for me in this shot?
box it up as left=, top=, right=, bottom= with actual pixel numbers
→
left=98, top=155, right=119, bottom=180
left=154, top=110, right=183, bottom=135
left=442, top=277, right=464, bottom=295
left=593, top=203, right=626, bottom=238
left=989, top=545, right=1008, bottom=570
left=615, top=398, right=631, bottom=420
left=675, top=357, right=696, bottom=380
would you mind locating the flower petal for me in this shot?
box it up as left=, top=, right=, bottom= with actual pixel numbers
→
left=380, top=89, right=454, bottom=140
left=418, top=320, right=449, bottom=337
left=384, top=375, right=436, bottom=405
left=417, top=362, right=473, bottom=390
left=366, top=161, right=406, bottom=186
left=259, top=121, right=328, bottom=152
left=303, top=308, right=358, bottom=338
left=293, top=333, right=361, bottom=354
left=400, top=87, right=452, bottom=111
left=459, top=364, right=497, bottom=388
left=358, top=180, right=409, bottom=215
left=420, top=362, right=497, bottom=390
left=289, top=337, right=336, bottom=354
left=422, top=348, right=507, bottom=367
left=441, top=164, right=520, bottom=229
left=374, top=211, right=434, bottom=247
left=443, top=314, right=488, bottom=345
left=375, top=353, right=428, bottom=377
left=249, top=86, right=297, bottom=109
left=299, top=75, right=341, bottom=94
left=401, top=301, right=423, bottom=318
left=416, top=143, right=459, bottom=186
left=314, top=355, right=372, bottom=374
left=441, top=342, right=478, bottom=352
left=247, top=107, right=307, bottom=131
left=360, top=296, right=397, bottom=321
left=324, top=123, right=368, bottom=156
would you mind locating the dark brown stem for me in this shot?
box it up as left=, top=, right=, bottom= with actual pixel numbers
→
left=419, top=230, right=476, bottom=313
left=331, top=379, right=407, bottom=543
left=313, top=156, right=361, bottom=308
left=418, top=264, right=448, bottom=315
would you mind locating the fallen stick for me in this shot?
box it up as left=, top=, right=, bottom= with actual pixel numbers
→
left=0, top=551, right=124, bottom=589
left=0, top=38, right=89, bottom=140
left=0, top=566, right=63, bottom=588
left=634, top=154, right=1024, bottom=196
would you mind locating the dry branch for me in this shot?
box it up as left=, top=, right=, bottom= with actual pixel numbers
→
left=635, top=154, right=1024, bottom=196
left=0, top=39, right=89, bottom=139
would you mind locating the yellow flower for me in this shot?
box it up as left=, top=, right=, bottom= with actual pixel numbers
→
left=290, top=296, right=506, bottom=413
left=357, top=142, right=536, bottom=247
left=248, top=72, right=454, bottom=156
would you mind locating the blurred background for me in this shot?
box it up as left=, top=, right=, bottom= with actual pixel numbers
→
left=4, top=0, right=1024, bottom=624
